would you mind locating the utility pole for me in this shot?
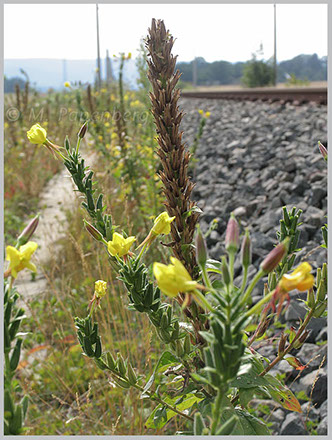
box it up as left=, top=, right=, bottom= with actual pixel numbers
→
left=193, top=57, right=198, bottom=87
left=106, top=49, right=113, bottom=85
left=96, top=4, right=102, bottom=89
left=62, top=59, right=67, bottom=85
left=273, top=4, right=277, bottom=86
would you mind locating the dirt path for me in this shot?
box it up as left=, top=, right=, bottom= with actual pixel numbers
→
left=14, top=149, right=97, bottom=300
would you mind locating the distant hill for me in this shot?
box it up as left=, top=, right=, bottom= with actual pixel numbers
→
left=4, top=54, right=327, bottom=92
left=4, top=58, right=139, bottom=92
left=177, top=54, right=327, bottom=86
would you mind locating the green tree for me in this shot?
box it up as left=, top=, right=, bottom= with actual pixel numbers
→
left=241, top=53, right=274, bottom=88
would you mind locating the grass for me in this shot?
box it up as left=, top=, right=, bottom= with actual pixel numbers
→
left=4, top=89, right=77, bottom=243
left=13, top=137, right=182, bottom=434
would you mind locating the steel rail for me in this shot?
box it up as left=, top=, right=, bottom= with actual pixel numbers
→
left=181, top=87, right=327, bottom=105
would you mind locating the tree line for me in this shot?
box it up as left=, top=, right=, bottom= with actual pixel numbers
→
left=177, top=53, right=327, bottom=87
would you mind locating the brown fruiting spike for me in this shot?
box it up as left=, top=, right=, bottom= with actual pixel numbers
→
left=146, top=19, right=200, bottom=278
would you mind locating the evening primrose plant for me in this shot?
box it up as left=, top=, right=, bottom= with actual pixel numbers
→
left=4, top=215, right=39, bottom=435
left=27, top=18, right=327, bottom=436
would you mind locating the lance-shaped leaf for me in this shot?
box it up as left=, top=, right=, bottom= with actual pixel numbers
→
left=284, top=356, right=307, bottom=371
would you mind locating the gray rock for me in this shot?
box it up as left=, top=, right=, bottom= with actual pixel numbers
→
left=280, top=412, right=306, bottom=435
left=316, top=416, right=327, bottom=435
left=301, top=401, right=320, bottom=421
left=304, top=206, right=325, bottom=228
left=284, top=300, right=307, bottom=322
left=297, top=344, right=327, bottom=375
left=306, top=318, right=327, bottom=343
left=300, top=370, right=327, bottom=407
left=319, top=400, right=327, bottom=419
left=310, top=186, right=327, bottom=207
left=269, top=408, right=286, bottom=434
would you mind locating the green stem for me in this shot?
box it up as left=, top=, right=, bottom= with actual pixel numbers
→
left=240, top=265, right=248, bottom=294
left=137, top=241, right=148, bottom=261
left=241, top=268, right=265, bottom=306
left=75, top=137, right=82, bottom=156
left=211, top=387, right=225, bottom=435
left=201, top=265, right=212, bottom=289
left=245, top=289, right=275, bottom=317
left=228, top=251, right=235, bottom=284
left=193, top=289, right=214, bottom=313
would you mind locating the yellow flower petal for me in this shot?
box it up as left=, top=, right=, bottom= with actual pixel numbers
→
left=95, top=280, right=107, bottom=298
left=27, top=124, right=47, bottom=145
left=151, top=212, right=175, bottom=235
left=107, top=232, right=136, bottom=257
left=153, top=258, right=198, bottom=298
left=296, top=274, right=315, bottom=292
left=6, top=241, right=38, bottom=278
left=279, top=263, right=314, bottom=292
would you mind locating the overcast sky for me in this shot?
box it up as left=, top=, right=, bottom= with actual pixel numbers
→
left=4, top=3, right=327, bottom=62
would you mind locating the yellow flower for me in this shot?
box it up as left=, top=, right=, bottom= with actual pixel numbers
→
left=198, top=109, right=204, bottom=115
left=104, top=111, right=111, bottom=119
left=64, top=81, right=71, bottom=88
left=151, top=212, right=175, bottom=236
left=205, top=111, right=211, bottom=118
left=279, top=262, right=314, bottom=292
left=6, top=241, right=38, bottom=278
left=94, top=280, right=107, bottom=299
left=107, top=232, right=136, bottom=257
left=153, top=257, right=198, bottom=298
left=27, top=123, right=47, bottom=145
left=127, top=52, right=132, bottom=60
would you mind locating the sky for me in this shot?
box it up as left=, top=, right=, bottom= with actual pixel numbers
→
left=4, top=3, right=327, bottom=63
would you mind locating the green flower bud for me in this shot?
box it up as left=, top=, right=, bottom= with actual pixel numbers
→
left=307, top=288, right=315, bottom=309
left=195, top=225, right=208, bottom=267
left=261, top=239, right=289, bottom=274
left=241, top=229, right=251, bottom=269
left=78, top=121, right=88, bottom=139
left=84, top=220, right=104, bottom=242
left=17, top=214, right=39, bottom=246
left=225, top=214, right=239, bottom=253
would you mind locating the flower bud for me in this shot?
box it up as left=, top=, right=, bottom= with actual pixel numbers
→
left=221, top=257, right=230, bottom=286
left=293, top=330, right=309, bottom=349
left=318, top=141, right=327, bottom=162
left=17, top=214, right=39, bottom=246
left=316, top=281, right=326, bottom=302
left=322, top=263, right=327, bottom=284
left=288, top=326, right=296, bottom=344
left=313, top=300, right=327, bottom=317
left=256, top=317, right=271, bottom=339
left=78, top=121, right=88, bottom=139
left=278, top=332, right=287, bottom=355
left=84, top=220, right=104, bottom=242
left=195, top=226, right=208, bottom=267
left=225, top=214, right=239, bottom=253
left=298, top=330, right=309, bottom=345
left=307, top=288, right=315, bottom=309
left=241, top=229, right=251, bottom=269
left=94, top=280, right=107, bottom=299
left=261, top=239, right=289, bottom=274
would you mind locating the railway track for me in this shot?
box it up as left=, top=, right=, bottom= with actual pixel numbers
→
left=181, top=87, right=327, bottom=105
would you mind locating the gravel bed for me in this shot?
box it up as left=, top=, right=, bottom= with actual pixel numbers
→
left=180, top=98, right=328, bottom=435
